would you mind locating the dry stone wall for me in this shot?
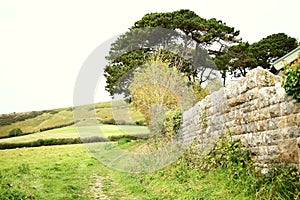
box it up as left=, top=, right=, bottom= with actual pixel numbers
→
left=182, top=67, right=300, bottom=168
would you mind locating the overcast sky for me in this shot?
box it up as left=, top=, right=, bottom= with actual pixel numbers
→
left=0, top=0, right=299, bottom=114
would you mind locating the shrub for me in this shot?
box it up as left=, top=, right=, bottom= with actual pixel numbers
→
left=0, top=130, right=37, bottom=139
left=0, top=137, right=104, bottom=149
left=162, top=107, right=183, bottom=139
left=0, top=111, right=45, bottom=126
left=192, top=81, right=209, bottom=101
left=115, top=120, right=136, bottom=126
left=108, top=134, right=149, bottom=141
left=100, top=118, right=116, bottom=125
left=135, top=120, right=146, bottom=126
left=39, top=121, right=78, bottom=132
left=117, top=137, right=131, bottom=145
left=8, top=128, right=23, bottom=137
left=181, top=131, right=300, bottom=199
left=81, top=136, right=107, bottom=143
left=282, top=64, right=300, bottom=102
left=198, top=132, right=252, bottom=173
left=128, top=55, right=194, bottom=123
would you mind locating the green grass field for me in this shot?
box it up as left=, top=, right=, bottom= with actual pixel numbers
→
left=0, top=144, right=104, bottom=199
left=1, top=101, right=297, bottom=199
left=0, top=101, right=144, bottom=138
left=0, top=125, right=149, bottom=144
left=0, top=143, right=253, bottom=200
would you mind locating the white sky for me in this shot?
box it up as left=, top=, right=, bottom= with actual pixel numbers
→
left=0, top=0, right=299, bottom=114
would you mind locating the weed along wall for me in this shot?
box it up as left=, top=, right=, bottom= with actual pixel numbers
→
left=182, top=67, right=300, bottom=168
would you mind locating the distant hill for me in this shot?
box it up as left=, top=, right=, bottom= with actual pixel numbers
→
left=0, top=101, right=144, bottom=138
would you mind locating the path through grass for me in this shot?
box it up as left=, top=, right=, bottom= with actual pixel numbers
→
left=0, top=142, right=255, bottom=199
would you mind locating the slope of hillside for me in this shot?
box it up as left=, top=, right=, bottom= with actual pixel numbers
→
left=0, top=101, right=144, bottom=138
left=0, top=125, right=149, bottom=144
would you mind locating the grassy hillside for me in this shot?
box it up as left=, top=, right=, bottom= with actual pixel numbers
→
left=0, top=125, right=149, bottom=144
left=1, top=139, right=298, bottom=199
left=0, top=101, right=144, bottom=138
left=0, top=143, right=252, bottom=200
left=3, top=141, right=293, bottom=199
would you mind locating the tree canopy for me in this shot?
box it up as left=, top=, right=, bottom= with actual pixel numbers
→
left=104, top=9, right=240, bottom=96
left=104, top=10, right=298, bottom=93
left=215, top=33, right=298, bottom=79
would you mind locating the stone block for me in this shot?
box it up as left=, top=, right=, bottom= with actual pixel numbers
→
left=275, top=83, right=287, bottom=102
left=266, top=118, right=278, bottom=130
left=256, top=120, right=268, bottom=132
left=294, top=102, right=300, bottom=114
left=287, top=126, right=300, bottom=139
left=258, top=145, right=278, bottom=156
left=224, top=120, right=234, bottom=128
left=297, top=113, right=300, bottom=126
left=225, top=83, right=239, bottom=99
left=245, top=122, right=257, bottom=133
left=277, top=116, right=287, bottom=129
left=246, top=87, right=259, bottom=101
left=280, top=101, right=296, bottom=116
left=269, top=104, right=280, bottom=118
left=278, top=139, right=299, bottom=164
left=247, top=111, right=257, bottom=122
left=258, top=107, right=271, bottom=121
left=266, top=130, right=281, bottom=145
left=258, top=87, right=277, bottom=107
left=235, top=112, right=243, bottom=125
left=286, top=114, right=298, bottom=127
left=227, top=93, right=247, bottom=107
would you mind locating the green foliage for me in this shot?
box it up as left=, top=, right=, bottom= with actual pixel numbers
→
left=0, top=145, right=104, bottom=199
left=129, top=56, right=194, bottom=123
left=181, top=132, right=300, bottom=199
left=0, top=164, right=33, bottom=199
left=191, top=81, right=209, bottom=101
left=100, top=117, right=116, bottom=125
left=282, top=65, right=300, bottom=101
left=100, top=118, right=146, bottom=126
left=0, top=137, right=108, bottom=149
left=0, top=110, right=53, bottom=126
left=162, top=107, right=183, bottom=138
left=117, top=137, right=131, bottom=145
left=215, top=33, right=298, bottom=79
left=105, top=9, right=239, bottom=96
left=135, top=119, right=146, bottom=126
left=200, top=133, right=252, bottom=172
left=39, top=121, right=78, bottom=132
left=107, top=134, right=149, bottom=142
left=0, top=182, right=31, bottom=199
left=257, top=164, right=300, bottom=199
left=264, top=71, right=270, bottom=86
left=251, top=33, right=298, bottom=70
left=133, top=9, right=240, bottom=54
left=145, top=107, right=183, bottom=150
left=215, top=42, right=255, bottom=78
left=18, top=164, right=30, bottom=174
left=8, top=128, right=23, bottom=137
